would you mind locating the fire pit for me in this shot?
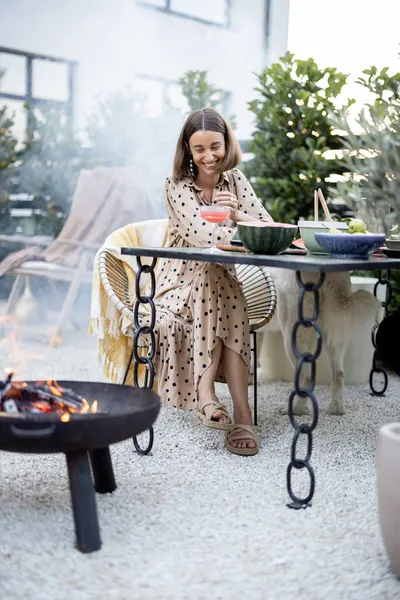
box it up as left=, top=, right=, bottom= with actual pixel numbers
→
left=0, top=379, right=160, bottom=553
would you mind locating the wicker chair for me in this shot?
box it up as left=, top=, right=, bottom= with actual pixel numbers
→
left=98, top=251, right=277, bottom=425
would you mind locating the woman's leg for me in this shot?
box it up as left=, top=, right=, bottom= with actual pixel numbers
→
left=222, top=345, right=256, bottom=450
left=197, top=340, right=230, bottom=424
left=190, top=263, right=251, bottom=428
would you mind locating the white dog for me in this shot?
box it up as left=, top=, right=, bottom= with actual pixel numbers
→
left=267, top=269, right=380, bottom=415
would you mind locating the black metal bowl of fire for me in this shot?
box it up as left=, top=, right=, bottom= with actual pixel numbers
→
left=0, top=380, right=160, bottom=454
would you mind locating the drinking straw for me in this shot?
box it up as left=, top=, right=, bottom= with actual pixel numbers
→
left=318, top=188, right=332, bottom=221
left=314, top=190, right=319, bottom=221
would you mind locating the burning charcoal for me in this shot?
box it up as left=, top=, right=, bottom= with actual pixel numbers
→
left=0, top=372, right=101, bottom=417
left=0, top=370, right=14, bottom=390
left=35, top=384, right=89, bottom=412
left=38, top=382, right=85, bottom=410
left=0, top=370, right=14, bottom=401
left=2, top=398, right=19, bottom=413
left=11, top=383, right=82, bottom=411
left=57, top=386, right=88, bottom=405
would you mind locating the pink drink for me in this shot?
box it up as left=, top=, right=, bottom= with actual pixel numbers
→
left=199, top=205, right=230, bottom=251
left=201, top=209, right=230, bottom=223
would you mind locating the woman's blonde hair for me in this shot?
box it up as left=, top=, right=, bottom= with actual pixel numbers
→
left=172, top=108, right=241, bottom=183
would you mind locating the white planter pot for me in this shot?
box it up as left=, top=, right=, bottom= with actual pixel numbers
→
left=377, top=422, right=400, bottom=578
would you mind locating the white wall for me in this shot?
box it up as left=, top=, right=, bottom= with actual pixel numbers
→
left=0, top=0, right=291, bottom=215
left=288, top=0, right=400, bottom=109
left=0, top=0, right=286, bottom=139
left=267, top=0, right=290, bottom=65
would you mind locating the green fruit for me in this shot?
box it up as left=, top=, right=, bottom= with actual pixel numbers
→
left=327, top=228, right=344, bottom=234
left=237, top=222, right=297, bottom=254
left=348, top=218, right=367, bottom=234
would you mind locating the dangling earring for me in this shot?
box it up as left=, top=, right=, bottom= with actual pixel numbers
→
left=189, top=157, right=195, bottom=178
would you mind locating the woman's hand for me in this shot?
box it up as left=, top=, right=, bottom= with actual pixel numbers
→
left=215, top=191, right=264, bottom=224
left=215, top=191, right=239, bottom=221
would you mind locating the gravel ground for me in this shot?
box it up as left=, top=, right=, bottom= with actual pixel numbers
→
left=0, top=326, right=400, bottom=600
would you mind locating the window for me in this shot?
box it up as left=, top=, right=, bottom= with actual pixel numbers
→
left=0, top=98, right=26, bottom=144
left=0, top=46, right=76, bottom=142
left=0, top=53, right=26, bottom=96
left=32, top=59, right=70, bottom=102
left=138, top=0, right=231, bottom=27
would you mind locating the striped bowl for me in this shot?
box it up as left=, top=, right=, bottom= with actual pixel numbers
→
left=237, top=222, right=298, bottom=255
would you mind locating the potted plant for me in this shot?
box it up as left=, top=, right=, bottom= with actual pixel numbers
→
left=331, top=63, right=400, bottom=236
left=0, top=77, right=18, bottom=236
left=377, top=423, right=400, bottom=578
left=330, top=62, right=400, bottom=313
left=179, top=70, right=236, bottom=127
left=245, top=52, right=353, bottom=223
left=335, top=63, right=400, bottom=575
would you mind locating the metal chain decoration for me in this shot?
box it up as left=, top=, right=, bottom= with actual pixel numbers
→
left=131, top=256, right=158, bottom=455
left=286, top=271, right=325, bottom=510
left=369, top=269, right=392, bottom=396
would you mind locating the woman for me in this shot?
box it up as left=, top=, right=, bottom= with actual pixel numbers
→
left=153, top=108, right=272, bottom=456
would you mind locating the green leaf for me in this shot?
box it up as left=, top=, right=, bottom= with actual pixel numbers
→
left=245, top=53, right=349, bottom=222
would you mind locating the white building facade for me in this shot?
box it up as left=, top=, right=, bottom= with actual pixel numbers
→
left=0, top=0, right=290, bottom=140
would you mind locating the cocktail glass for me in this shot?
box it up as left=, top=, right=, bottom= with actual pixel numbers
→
left=199, top=205, right=230, bottom=252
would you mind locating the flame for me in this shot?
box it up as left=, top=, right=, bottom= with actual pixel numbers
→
left=32, top=401, right=53, bottom=412
left=49, top=336, right=61, bottom=348
left=48, top=386, right=62, bottom=397
left=0, top=317, right=40, bottom=377
left=1, top=373, right=100, bottom=421
left=53, top=380, right=64, bottom=393
left=4, top=368, right=14, bottom=376
left=45, top=379, right=64, bottom=397
left=0, top=316, right=19, bottom=348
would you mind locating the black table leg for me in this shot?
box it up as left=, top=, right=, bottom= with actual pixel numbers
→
left=66, top=450, right=101, bottom=553
left=132, top=256, right=158, bottom=455
left=90, top=447, right=117, bottom=493
left=252, top=330, right=258, bottom=426
left=286, top=271, right=325, bottom=510
left=369, top=269, right=392, bottom=396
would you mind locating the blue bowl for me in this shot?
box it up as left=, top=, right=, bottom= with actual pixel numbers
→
left=314, top=232, right=386, bottom=259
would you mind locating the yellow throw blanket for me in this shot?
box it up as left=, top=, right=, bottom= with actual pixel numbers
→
left=88, top=219, right=169, bottom=387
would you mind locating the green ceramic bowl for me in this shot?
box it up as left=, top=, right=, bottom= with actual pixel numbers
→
left=237, top=222, right=298, bottom=255
left=298, top=220, right=348, bottom=254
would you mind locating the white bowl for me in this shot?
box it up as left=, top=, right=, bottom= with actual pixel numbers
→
left=385, top=239, right=400, bottom=251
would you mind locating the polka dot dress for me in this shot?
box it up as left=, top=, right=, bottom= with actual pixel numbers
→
left=149, top=168, right=272, bottom=410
